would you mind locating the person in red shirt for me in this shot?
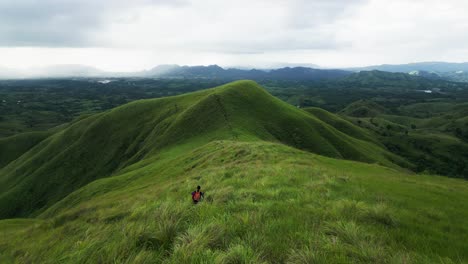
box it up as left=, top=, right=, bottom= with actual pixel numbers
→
left=191, top=185, right=204, bottom=204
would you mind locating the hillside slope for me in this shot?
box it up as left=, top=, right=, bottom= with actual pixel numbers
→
left=0, top=131, right=52, bottom=169
left=303, top=107, right=381, bottom=145
left=1, top=81, right=467, bottom=263
left=1, top=140, right=467, bottom=263
left=0, top=81, right=403, bottom=219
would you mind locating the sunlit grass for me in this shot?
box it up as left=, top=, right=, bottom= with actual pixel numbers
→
left=1, top=140, right=467, bottom=263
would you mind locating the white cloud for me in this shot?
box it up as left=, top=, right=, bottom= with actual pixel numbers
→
left=0, top=0, right=186, bottom=47
left=0, top=0, right=468, bottom=71
left=96, top=0, right=360, bottom=52
left=329, top=0, right=468, bottom=66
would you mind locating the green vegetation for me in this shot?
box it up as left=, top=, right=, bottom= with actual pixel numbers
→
left=265, top=71, right=468, bottom=112
left=343, top=100, right=468, bottom=178
left=303, top=107, right=379, bottom=144
left=339, top=100, right=388, bottom=118
left=259, top=71, right=468, bottom=178
left=0, top=80, right=467, bottom=263
left=0, top=81, right=402, bottom=219
left=3, top=71, right=468, bottom=138
left=0, top=78, right=226, bottom=138
left=1, top=140, right=467, bottom=263
left=0, top=131, right=52, bottom=169
left=1, top=73, right=467, bottom=179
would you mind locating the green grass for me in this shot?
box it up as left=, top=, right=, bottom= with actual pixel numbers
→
left=0, top=131, right=52, bottom=169
left=1, top=140, right=467, bottom=263
left=1, top=80, right=467, bottom=263
left=0, top=80, right=401, bottom=219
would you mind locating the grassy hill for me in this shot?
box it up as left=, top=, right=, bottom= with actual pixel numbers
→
left=1, top=81, right=467, bottom=263
left=1, top=140, right=467, bottom=263
left=0, top=81, right=403, bottom=219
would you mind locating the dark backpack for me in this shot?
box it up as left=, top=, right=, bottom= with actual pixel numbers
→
left=193, top=191, right=201, bottom=201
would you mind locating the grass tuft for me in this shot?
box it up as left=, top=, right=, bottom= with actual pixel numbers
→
left=324, top=221, right=364, bottom=245
left=287, top=245, right=327, bottom=264
left=216, top=244, right=265, bottom=264
left=364, top=203, right=398, bottom=227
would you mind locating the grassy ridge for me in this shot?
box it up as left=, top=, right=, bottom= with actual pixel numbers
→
left=1, top=140, right=467, bottom=263
left=0, top=81, right=401, bottom=219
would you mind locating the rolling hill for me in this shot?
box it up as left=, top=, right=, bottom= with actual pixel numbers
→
left=0, top=80, right=405, bottom=219
left=339, top=98, right=468, bottom=177
left=0, top=81, right=467, bottom=263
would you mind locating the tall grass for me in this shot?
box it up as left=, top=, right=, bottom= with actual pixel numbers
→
left=1, top=140, right=467, bottom=263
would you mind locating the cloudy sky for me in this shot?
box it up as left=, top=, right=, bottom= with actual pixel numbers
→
left=1, top=0, right=468, bottom=71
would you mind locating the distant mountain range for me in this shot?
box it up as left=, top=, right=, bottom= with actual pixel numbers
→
left=348, top=62, right=468, bottom=82
left=348, top=62, right=468, bottom=73
left=2, top=62, right=468, bottom=82
left=142, top=64, right=351, bottom=80
left=0, top=64, right=351, bottom=81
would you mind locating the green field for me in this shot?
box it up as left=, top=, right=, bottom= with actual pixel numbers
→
left=1, top=81, right=467, bottom=263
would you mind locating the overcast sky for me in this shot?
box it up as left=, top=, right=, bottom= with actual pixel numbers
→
left=1, top=0, right=468, bottom=71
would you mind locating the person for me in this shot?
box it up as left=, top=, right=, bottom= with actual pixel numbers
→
left=191, top=185, right=204, bottom=204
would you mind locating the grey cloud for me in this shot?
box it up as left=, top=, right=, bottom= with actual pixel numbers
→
left=200, top=33, right=346, bottom=55
left=287, top=0, right=367, bottom=28
left=0, top=0, right=366, bottom=52
left=215, top=0, right=366, bottom=53
left=0, top=0, right=186, bottom=47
